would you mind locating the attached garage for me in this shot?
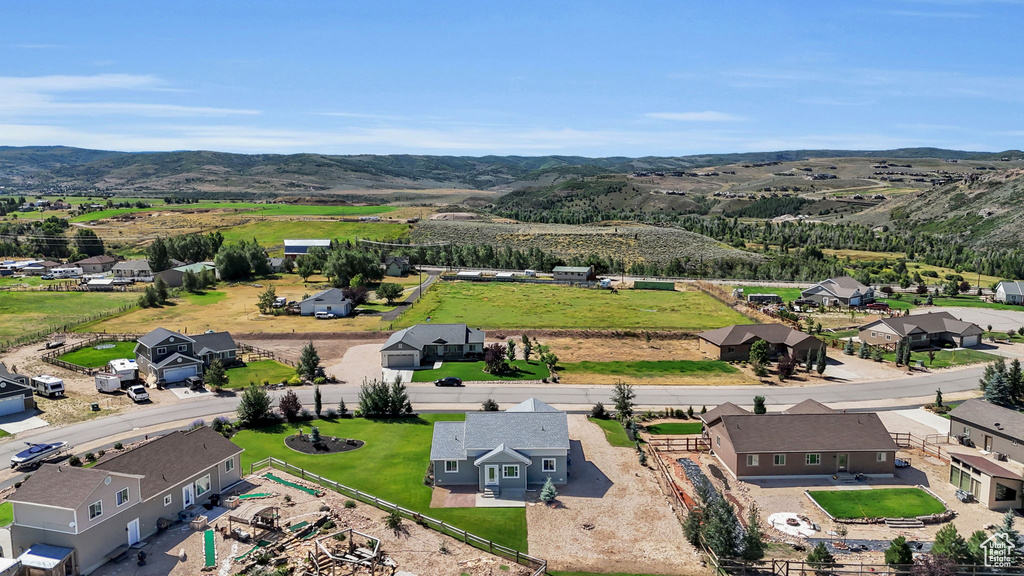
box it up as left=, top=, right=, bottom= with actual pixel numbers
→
left=0, top=378, right=34, bottom=416
left=962, top=335, right=981, bottom=348
left=162, top=364, right=199, bottom=384
left=383, top=353, right=418, bottom=368
left=0, top=394, right=24, bottom=417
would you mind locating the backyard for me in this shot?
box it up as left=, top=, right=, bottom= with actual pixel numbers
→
left=58, top=341, right=137, bottom=368
left=587, top=417, right=633, bottom=448
left=409, top=360, right=549, bottom=382
left=807, top=488, right=946, bottom=519
left=0, top=292, right=137, bottom=344
left=397, top=281, right=749, bottom=331
left=224, top=360, right=295, bottom=387
left=645, top=422, right=703, bottom=435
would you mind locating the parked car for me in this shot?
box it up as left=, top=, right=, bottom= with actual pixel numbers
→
left=434, top=377, right=463, bottom=387
left=866, top=302, right=890, bottom=310
left=314, top=311, right=337, bottom=319
left=40, top=274, right=53, bottom=280
left=184, top=376, right=204, bottom=390
left=272, top=296, right=287, bottom=308
left=127, top=385, right=150, bottom=402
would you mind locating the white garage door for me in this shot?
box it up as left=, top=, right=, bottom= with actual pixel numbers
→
left=962, top=335, right=980, bottom=347
left=163, top=365, right=198, bottom=383
left=386, top=354, right=416, bottom=368
left=0, top=395, right=23, bottom=417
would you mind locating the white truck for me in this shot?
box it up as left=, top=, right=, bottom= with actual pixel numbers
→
left=106, top=359, right=138, bottom=384
left=30, top=375, right=65, bottom=397
left=94, top=373, right=121, bottom=393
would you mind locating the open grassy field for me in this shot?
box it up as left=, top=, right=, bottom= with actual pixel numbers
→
left=588, top=417, right=634, bottom=447
left=807, top=488, right=945, bottom=519
left=907, top=263, right=1002, bottom=288
left=0, top=292, right=136, bottom=344
left=224, top=360, right=295, bottom=387
left=233, top=416, right=527, bottom=551
left=645, top=422, right=703, bottom=435
left=409, top=360, right=549, bottom=382
left=69, top=202, right=395, bottom=223
left=731, top=286, right=805, bottom=301
left=822, top=249, right=905, bottom=262
left=558, top=360, right=738, bottom=380
left=218, top=221, right=411, bottom=253
left=397, top=282, right=749, bottom=331
left=58, top=341, right=136, bottom=368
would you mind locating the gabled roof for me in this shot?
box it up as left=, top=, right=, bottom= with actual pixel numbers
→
left=952, top=453, right=1020, bottom=479
left=383, top=323, right=485, bottom=351
left=173, top=262, right=215, bottom=273
left=430, top=400, right=569, bottom=461
left=137, top=327, right=195, bottom=348
left=429, top=421, right=467, bottom=460
left=803, top=276, right=870, bottom=299
left=948, top=399, right=1024, bottom=441
left=700, top=402, right=750, bottom=426
left=783, top=399, right=836, bottom=415
left=862, top=311, right=983, bottom=338
left=998, top=281, right=1024, bottom=296
left=697, top=324, right=823, bottom=349
left=0, top=362, right=28, bottom=386
left=717, top=412, right=897, bottom=453
left=506, top=398, right=559, bottom=412
left=191, top=331, right=236, bottom=356
left=385, top=256, right=409, bottom=266
left=474, top=443, right=532, bottom=466
left=9, top=464, right=141, bottom=509
left=73, top=255, right=117, bottom=266
left=300, top=288, right=350, bottom=306
left=552, top=266, right=593, bottom=273
left=112, top=260, right=152, bottom=271
left=152, top=352, right=202, bottom=369
left=283, top=239, right=331, bottom=247
left=95, top=427, right=243, bottom=500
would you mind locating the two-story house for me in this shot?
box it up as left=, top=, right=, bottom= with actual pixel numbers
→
left=8, top=427, right=242, bottom=575
left=134, top=328, right=237, bottom=385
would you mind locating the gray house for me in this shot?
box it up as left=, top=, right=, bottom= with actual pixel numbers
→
left=800, top=276, right=874, bottom=307
left=430, top=398, right=569, bottom=495
left=859, top=311, right=983, bottom=349
left=72, top=255, right=117, bottom=274
left=0, top=363, right=36, bottom=416
left=994, top=281, right=1024, bottom=305
left=299, top=288, right=352, bottom=317
left=8, top=427, right=242, bottom=575
left=134, top=328, right=237, bottom=384
left=384, top=256, right=411, bottom=277
left=948, top=399, right=1024, bottom=510
left=380, top=323, right=485, bottom=368
left=552, top=266, right=596, bottom=282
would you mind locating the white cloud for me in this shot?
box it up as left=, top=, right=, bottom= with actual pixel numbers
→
left=644, top=111, right=746, bottom=122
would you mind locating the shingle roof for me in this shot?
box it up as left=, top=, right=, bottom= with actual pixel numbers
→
left=383, top=323, right=485, bottom=351
left=697, top=324, right=822, bottom=349
left=552, top=266, right=593, bottom=273
left=783, top=399, right=836, bottom=415
left=385, top=256, right=409, bottom=266
left=948, top=399, right=1024, bottom=441
left=173, top=262, right=215, bottom=273
left=95, top=427, right=242, bottom=500
left=952, top=453, right=1020, bottom=479
left=803, top=276, right=870, bottom=299
left=284, top=239, right=331, bottom=247
left=301, top=288, right=350, bottom=305
left=718, top=412, right=897, bottom=453
left=864, top=311, right=983, bottom=338
left=74, top=255, right=117, bottom=266
left=463, top=412, right=569, bottom=452
left=998, top=281, right=1024, bottom=296
left=701, top=402, right=750, bottom=426
left=506, top=398, right=559, bottom=412
left=153, top=352, right=202, bottom=370
left=474, top=443, right=532, bottom=466
left=137, top=327, right=194, bottom=348
left=9, top=464, right=139, bottom=509
left=429, top=421, right=468, bottom=460
left=191, top=331, right=236, bottom=356
left=112, top=260, right=152, bottom=271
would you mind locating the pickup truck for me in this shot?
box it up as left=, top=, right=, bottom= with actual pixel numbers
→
left=127, top=385, right=150, bottom=402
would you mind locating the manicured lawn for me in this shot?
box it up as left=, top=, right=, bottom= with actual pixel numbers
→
left=732, top=286, right=805, bottom=302
left=646, top=422, right=703, bottom=435
left=876, top=298, right=916, bottom=310
left=0, top=292, right=136, bottom=344
left=0, top=502, right=12, bottom=527
left=588, top=417, right=634, bottom=448
left=398, top=282, right=748, bottom=330
left=409, top=360, right=549, bottom=382
left=232, top=416, right=527, bottom=551
left=58, top=341, right=136, bottom=368
left=0, top=429, right=10, bottom=439
left=881, top=348, right=1000, bottom=368
left=225, top=360, right=295, bottom=387
left=558, top=360, right=738, bottom=380
left=929, top=296, right=1024, bottom=311
left=808, top=488, right=945, bottom=519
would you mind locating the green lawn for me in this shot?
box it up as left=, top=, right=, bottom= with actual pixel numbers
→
left=398, top=282, right=748, bottom=330
left=69, top=202, right=394, bottom=222
left=876, top=298, right=916, bottom=311
left=928, top=295, right=1024, bottom=311
left=0, top=292, right=136, bottom=344
left=645, top=422, right=703, bottom=435
left=807, top=488, right=945, bottom=519
left=558, top=360, right=738, bottom=380
left=0, top=276, right=47, bottom=287
left=58, top=341, right=136, bottom=368
left=588, top=417, right=634, bottom=448
left=179, top=290, right=228, bottom=306
left=225, top=360, right=295, bottom=387
left=219, top=221, right=410, bottom=253
left=732, top=286, right=805, bottom=302
left=882, top=348, right=1000, bottom=368
left=233, top=416, right=527, bottom=551
left=409, top=360, right=549, bottom=382
left=0, top=502, right=13, bottom=527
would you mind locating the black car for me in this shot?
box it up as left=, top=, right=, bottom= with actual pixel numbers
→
left=434, top=377, right=463, bottom=387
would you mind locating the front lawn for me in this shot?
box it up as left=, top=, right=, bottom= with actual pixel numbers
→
left=225, top=360, right=295, bottom=388
left=646, top=422, right=703, bottom=435
left=881, top=348, right=1000, bottom=368
left=807, top=488, right=945, bottom=519
left=409, top=360, right=549, bottom=382
left=58, top=341, right=137, bottom=368
left=0, top=502, right=12, bottom=527
left=559, top=360, right=738, bottom=380
left=232, top=416, right=527, bottom=551
left=588, top=417, right=634, bottom=448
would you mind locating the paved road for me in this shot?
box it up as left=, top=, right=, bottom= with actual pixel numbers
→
left=380, top=273, right=437, bottom=322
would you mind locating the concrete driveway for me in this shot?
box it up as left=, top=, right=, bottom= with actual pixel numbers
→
left=324, top=343, right=385, bottom=384
left=912, top=306, right=1024, bottom=332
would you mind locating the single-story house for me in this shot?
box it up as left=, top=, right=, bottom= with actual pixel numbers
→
left=134, top=328, right=236, bottom=384
left=800, top=276, right=874, bottom=307
left=8, top=426, right=243, bottom=575
left=73, top=255, right=117, bottom=274
left=430, top=398, right=569, bottom=494
left=380, top=323, right=485, bottom=368
left=190, top=331, right=240, bottom=367
left=0, top=363, right=36, bottom=416
left=859, top=311, right=983, bottom=349
left=111, top=260, right=153, bottom=280
left=697, top=324, right=825, bottom=362
left=994, top=281, right=1024, bottom=305
left=950, top=453, right=1023, bottom=511
left=701, top=400, right=897, bottom=480
left=267, top=257, right=286, bottom=274
left=283, top=239, right=331, bottom=259
left=384, top=256, right=411, bottom=277
left=22, top=261, right=60, bottom=276
left=552, top=266, right=596, bottom=282
left=298, top=288, right=352, bottom=317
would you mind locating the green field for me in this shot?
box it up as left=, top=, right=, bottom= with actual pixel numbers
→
left=0, top=502, right=12, bottom=527
left=225, top=360, right=295, bottom=388
left=732, top=286, right=805, bottom=302
left=645, top=422, right=703, bottom=435
left=69, top=202, right=394, bottom=222
left=233, top=416, right=527, bottom=551
left=558, top=360, right=738, bottom=379
left=807, top=488, right=945, bottom=519
left=588, top=417, right=634, bottom=447
left=409, top=360, right=549, bottom=382
left=398, top=282, right=749, bottom=330
left=882, top=347, right=999, bottom=368
left=180, top=290, right=228, bottom=306
left=218, top=221, right=410, bottom=252
left=0, top=292, right=136, bottom=344
left=58, top=341, right=136, bottom=368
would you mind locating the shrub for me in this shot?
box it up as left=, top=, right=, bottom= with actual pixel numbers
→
left=299, top=408, right=313, bottom=421
left=211, top=416, right=231, bottom=432
left=674, top=408, right=686, bottom=419
left=287, top=375, right=302, bottom=386
left=85, top=452, right=96, bottom=462
left=69, top=455, right=82, bottom=467
left=284, top=494, right=292, bottom=503
left=344, top=500, right=356, bottom=509
left=319, top=505, right=331, bottom=512
left=539, top=477, right=558, bottom=502
left=324, top=408, right=338, bottom=419
left=114, top=442, right=123, bottom=450
left=279, top=390, right=302, bottom=422
left=385, top=509, right=403, bottom=533
left=590, top=402, right=609, bottom=419
left=96, top=450, right=105, bottom=458
left=189, top=419, right=205, bottom=430
left=313, top=376, right=326, bottom=385
left=481, top=399, right=499, bottom=411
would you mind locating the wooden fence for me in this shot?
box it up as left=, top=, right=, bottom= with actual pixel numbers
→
left=40, top=333, right=141, bottom=373
left=891, top=431, right=951, bottom=462
left=714, top=558, right=1024, bottom=576
left=647, top=436, right=710, bottom=452
left=237, top=343, right=298, bottom=367
left=0, top=303, right=139, bottom=353
left=248, top=458, right=547, bottom=576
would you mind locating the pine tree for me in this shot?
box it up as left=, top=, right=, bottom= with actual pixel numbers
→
left=872, top=346, right=884, bottom=362
left=996, top=510, right=1023, bottom=564
left=154, top=275, right=170, bottom=304
left=815, top=347, right=827, bottom=375
left=539, top=477, right=557, bottom=503
left=205, top=358, right=228, bottom=388
left=521, top=334, right=532, bottom=362
left=858, top=342, right=870, bottom=359
left=741, top=504, right=765, bottom=561
left=843, top=338, right=855, bottom=355
left=980, top=358, right=1007, bottom=391
left=1008, top=359, right=1023, bottom=402
left=806, top=542, right=836, bottom=576
left=338, top=397, right=348, bottom=417
left=932, top=523, right=972, bottom=564
left=884, top=535, right=913, bottom=566
left=804, top=353, right=814, bottom=372
left=985, top=372, right=1013, bottom=407
left=894, top=340, right=904, bottom=366
left=902, top=340, right=912, bottom=366
left=752, top=395, right=767, bottom=414
left=297, top=341, right=320, bottom=381
left=313, top=385, right=322, bottom=417
left=935, top=389, right=943, bottom=408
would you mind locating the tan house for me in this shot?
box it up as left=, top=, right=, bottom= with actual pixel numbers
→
left=697, top=324, right=825, bottom=362
left=800, top=276, right=874, bottom=307
left=551, top=266, right=595, bottom=281
left=948, top=399, right=1024, bottom=510
left=701, top=400, right=897, bottom=480
left=72, top=255, right=117, bottom=274
left=7, top=427, right=242, bottom=575
left=859, top=311, right=983, bottom=349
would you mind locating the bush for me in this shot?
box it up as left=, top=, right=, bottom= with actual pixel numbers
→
left=313, top=376, right=326, bottom=385
left=674, top=408, right=686, bottom=419
left=319, top=505, right=331, bottom=512
left=481, top=399, right=499, bottom=411
left=211, top=416, right=231, bottom=432
left=85, top=452, right=96, bottom=462
left=96, top=450, right=105, bottom=458
left=287, top=375, right=302, bottom=386
left=299, top=408, right=313, bottom=421
left=324, top=408, right=338, bottom=419
left=114, top=442, right=123, bottom=450
left=344, top=500, right=356, bottom=509
left=69, top=455, right=82, bottom=467
left=590, top=402, right=610, bottom=419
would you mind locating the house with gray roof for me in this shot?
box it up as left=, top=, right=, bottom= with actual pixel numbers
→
left=800, top=276, right=874, bottom=307
left=948, top=399, right=1024, bottom=510
left=299, top=288, right=352, bottom=317
left=284, top=238, right=331, bottom=259
left=0, top=362, right=35, bottom=416
left=134, top=328, right=237, bottom=384
left=380, top=323, right=485, bottom=368
left=859, top=311, right=983, bottom=349
left=552, top=265, right=595, bottom=282
left=430, top=398, right=569, bottom=496
left=994, top=281, right=1024, bottom=305
left=111, top=260, right=153, bottom=280
left=384, top=255, right=410, bottom=277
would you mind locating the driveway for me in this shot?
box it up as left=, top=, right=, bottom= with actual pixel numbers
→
left=324, top=343, right=385, bottom=384
left=912, top=306, right=1024, bottom=332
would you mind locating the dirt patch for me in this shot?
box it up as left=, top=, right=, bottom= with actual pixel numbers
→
left=284, top=434, right=364, bottom=455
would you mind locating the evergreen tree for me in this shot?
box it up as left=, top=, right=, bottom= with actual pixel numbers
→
left=1008, top=359, right=1023, bottom=402
left=683, top=508, right=703, bottom=546
left=702, top=493, right=739, bottom=558
left=815, top=347, right=827, bottom=375
left=297, top=341, right=320, bottom=381
left=539, top=477, right=558, bottom=503
left=741, top=504, right=765, bottom=562
left=844, top=338, right=855, bottom=355
left=752, top=395, right=767, bottom=414
left=521, top=334, right=532, bottom=362
left=750, top=339, right=770, bottom=365
left=894, top=340, right=904, bottom=366
left=506, top=339, right=517, bottom=362
left=236, top=385, right=272, bottom=426
left=804, top=353, right=814, bottom=372
left=313, top=385, right=322, bottom=417
left=858, top=342, right=870, bottom=359
left=806, top=542, right=836, bottom=576
left=885, top=535, right=914, bottom=566
left=902, top=340, right=912, bottom=366
left=966, top=530, right=989, bottom=565
left=995, top=510, right=1023, bottom=564
left=338, top=397, right=348, bottom=417
left=872, top=346, right=884, bottom=362
left=932, top=523, right=972, bottom=564
left=612, top=381, right=636, bottom=420
left=935, top=389, right=943, bottom=408
left=205, top=358, right=228, bottom=389
left=985, top=372, right=1013, bottom=407
left=980, top=358, right=1006, bottom=390
left=154, top=275, right=170, bottom=304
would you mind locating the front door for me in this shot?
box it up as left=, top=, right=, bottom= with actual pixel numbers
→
left=127, top=518, right=140, bottom=546
left=183, top=484, right=194, bottom=508
left=485, top=465, right=499, bottom=486
left=985, top=435, right=993, bottom=452
left=837, top=453, right=848, bottom=472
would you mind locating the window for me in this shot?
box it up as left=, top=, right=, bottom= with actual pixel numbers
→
left=963, top=426, right=970, bottom=436
left=747, top=455, right=759, bottom=467
left=773, top=454, right=786, bottom=466
left=870, top=331, right=877, bottom=338
left=88, top=501, right=102, bottom=520
left=806, top=454, right=820, bottom=465
left=177, top=345, right=187, bottom=352
left=885, top=335, right=891, bottom=341
left=716, top=436, right=721, bottom=447
left=444, top=460, right=458, bottom=473
left=225, top=458, right=234, bottom=472
left=164, top=494, right=173, bottom=507
left=156, top=347, right=166, bottom=355
left=876, top=452, right=887, bottom=462
left=727, top=346, right=735, bottom=353
left=995, top=483, right=1018, bottom=502
left=502, top=465, right=519, bottom=479
left=116, top=488, right=129, bottom=507
left=542, top=458, right=556, bottom=472
left=194, top=475, right=211, bottom=496
left=1014, top=440, right=1019, bottom=447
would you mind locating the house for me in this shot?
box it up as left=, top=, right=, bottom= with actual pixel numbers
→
left=800, top=276, right=875, bottom=307
left=134, top=328, right=237, bottom=384
left=384, top=256, right=411, bottom=277
left=22, top=261, right=60, bottom=276
left=111, top=260, right=153, bottom=280
left=0, top=363, right=36, bottom=416
left=72, top=255, right=117, bottom=274
left=697, top=324, right=825, bottom=362
left=552, top=266, right=596, bottom=282
left=298, top=288, right=352, bottom=317
left=859, top=311, right=983, bottom=349
left=8, top=427, right=243, bottom=575
left=267, top=257, right=286, bottom=274
left=993, top=281, right=1024, bottom=305
left=430, top=398, right=569, bottom=494
left=380, top=323, right=485, bottom=368
left=948, top=399, right=1024, bottom=510
left=701, top=400, right=897, bottom=480
left=283, top=239, right=331, bottom=259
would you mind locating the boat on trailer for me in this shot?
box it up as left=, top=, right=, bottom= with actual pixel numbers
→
left=10, top=441, right=71, bottom=469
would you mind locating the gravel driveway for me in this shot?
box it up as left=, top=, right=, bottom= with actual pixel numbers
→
left=324, top=343, right=386, bottom=384
left=527, top=415, right=704, bottom=574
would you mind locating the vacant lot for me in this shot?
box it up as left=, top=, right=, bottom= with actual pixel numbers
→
left=218, top=220, right=411, bottom=253
left=732, top=286, right=805, bottom=302
left=58, top=341, right=136, bottom=367
left=0, top=292, right=136, bottom=344
left=558, top=359, right=743, bottom=386
left=224, top=360, right=295, bottom=387
left=410, top=360, right=549, bottom=382
left=397, top=282, right=748, bottom=331
left=807, top=488, right=945, bottom=519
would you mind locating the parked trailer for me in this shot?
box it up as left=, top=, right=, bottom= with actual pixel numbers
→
left=106, top=358, right=138, bottom=384
left=95, top=373, right=121, bottom=393
left=29, top=375, right=65, bottom=397
left=50, top=267, right=83, bottom=279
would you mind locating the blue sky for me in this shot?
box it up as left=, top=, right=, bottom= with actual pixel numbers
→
left=1, top=0, right=1022, bottom=156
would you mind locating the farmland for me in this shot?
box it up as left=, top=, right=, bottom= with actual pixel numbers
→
left=395, top=281, right=749, bottom=331
left=69, top=202, right=395, bottom=223
left=217, top=220, right=411, bottom=252
left=0, top=292, right=137, bottom=345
